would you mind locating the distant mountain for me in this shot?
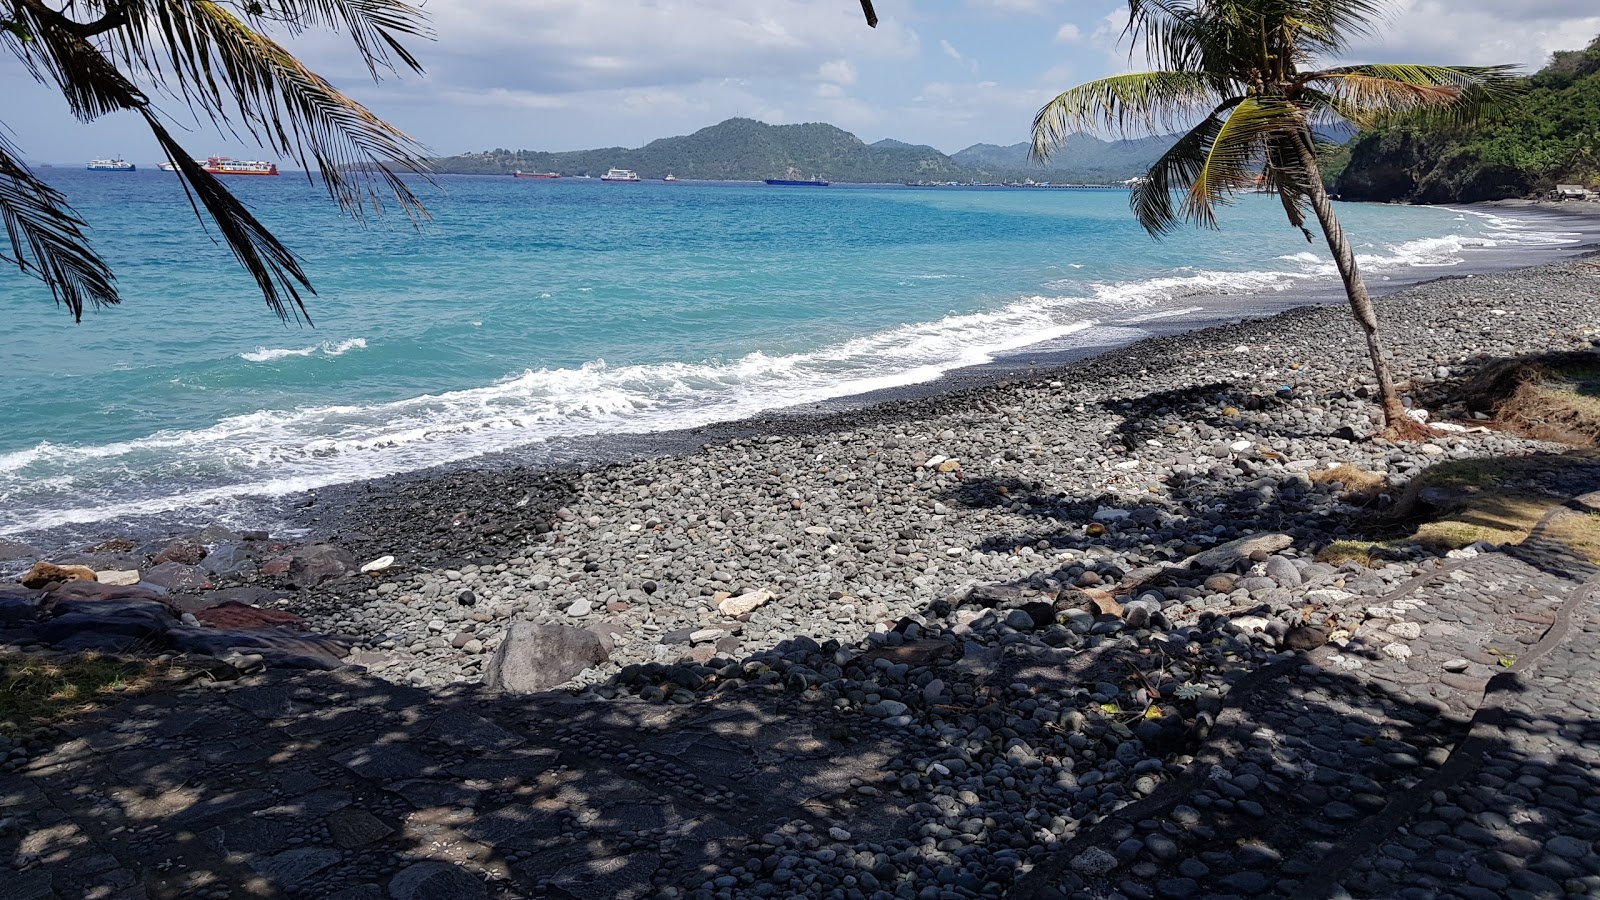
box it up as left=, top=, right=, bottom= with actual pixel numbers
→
left=431, top=118, right=1167, bottom=184
left=951, top=135, right=1171, bottom=182
left=434, top=118, right=966, bottom=183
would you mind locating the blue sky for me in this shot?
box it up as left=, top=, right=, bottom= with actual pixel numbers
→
left=6, top=0, right=1600, bottom=165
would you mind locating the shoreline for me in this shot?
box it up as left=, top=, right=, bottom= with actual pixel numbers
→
left=5, top=201, right=1600, bottom=557
left=279, top=200, right=1600, bottom=538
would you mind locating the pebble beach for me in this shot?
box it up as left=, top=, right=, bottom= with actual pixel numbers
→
left=285, top=253, right=1600, bottom=691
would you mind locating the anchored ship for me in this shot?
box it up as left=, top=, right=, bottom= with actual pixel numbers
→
left=202, top=156, right=279, bottom=176
left=513, top=170, right=560, bottom=179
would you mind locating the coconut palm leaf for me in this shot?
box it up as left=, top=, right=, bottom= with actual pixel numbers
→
left=1032, top=71, right=1222, bottom=159
left=242, top=0, right=431, bottom=76
left=99, top=0, right=430, bottom=219
left=1129, top=104, right=1229, bottom=236
left=1182, top=95, right=1300, bottom=227
left=5, top=1, right=315, bottom=320
left=1304, top=63, right=1522, bottom=128
left=0, top=132, right=119, bottom=321
left=1262, top=127, right=1316, bottom=240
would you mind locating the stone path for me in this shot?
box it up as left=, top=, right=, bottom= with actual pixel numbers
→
left=1016, top=503, right=1600, bottom=899
left=5, top=527, right=1600, bottom=899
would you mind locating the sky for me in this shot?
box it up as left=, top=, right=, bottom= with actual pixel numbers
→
left=6, top=0, right=1600, bottom=165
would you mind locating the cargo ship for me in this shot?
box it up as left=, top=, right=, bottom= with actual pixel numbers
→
left=764, top=178, right=829, bottom=186
left=202, top=156, right=279, bottom=176
left=513, top=170, right=560, bottom=179
left=600, top=167, right=641, bottom=182
left=86, top=158, right=136, bottom=171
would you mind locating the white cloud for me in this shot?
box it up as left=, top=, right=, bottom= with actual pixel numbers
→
left=1344, top=1, right=1600, bottom=70
left=424, top=0, right=918, bottom=95
left=940, top=39, right=980, bottom=74
left=819, top=59, right=859, bottom=86
left=967, top=0, right=1055, bottom=14
left=1054, top=23, right=1084, bottom=44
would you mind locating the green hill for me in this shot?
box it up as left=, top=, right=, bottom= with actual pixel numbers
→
left=950, top=135, right=1169, bottom=182
left=430, top=118, right=1165, bottom=184
left=1332, top=35, right=1600, bottom=203
left=434, top=118, right=966, bottom=182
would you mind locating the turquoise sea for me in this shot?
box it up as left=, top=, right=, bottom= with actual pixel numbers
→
left=0, top=171, right=1580, bottom=535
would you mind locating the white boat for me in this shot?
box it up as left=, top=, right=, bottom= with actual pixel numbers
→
left=600, top=167, right=641, bottom=182
left=87, top=158, right=135, bottom=171
left=663, top=173, right=678, bottom=182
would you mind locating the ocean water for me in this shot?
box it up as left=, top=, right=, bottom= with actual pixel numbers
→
left=0, top=171, right=1579, bottom=536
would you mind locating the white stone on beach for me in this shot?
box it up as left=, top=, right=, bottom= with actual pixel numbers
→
left=718, top=589, right=774, bottom=617
left=360, top=555, right=394, bottom=574
left=97, top=570, right=140, bottom=586
left=1387, top=621, right=1422, bottom=640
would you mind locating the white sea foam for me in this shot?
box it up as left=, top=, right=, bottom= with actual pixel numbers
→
left=1279, top=208, right=1580, bottom=276
left=240, top=338, right=367, bottom=362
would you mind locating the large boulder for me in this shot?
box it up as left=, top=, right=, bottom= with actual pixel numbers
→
left=200, top=542, right=260, bottom=578
left=151, top=538, right=207, bottom=566
left=142, top=562, right=211, bottom=592
left=483, top=622, right=609, bottom=693
left=285, top=544, right=358, bottom=588
left=194, top=601, right=304, bottom=630
left=20, top=562, right=99, bottom=589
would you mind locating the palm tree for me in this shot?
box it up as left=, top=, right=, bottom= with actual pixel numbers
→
left=1031, top=0, right=1517, bottom=432
left=0, top=0, right=433, bottom=323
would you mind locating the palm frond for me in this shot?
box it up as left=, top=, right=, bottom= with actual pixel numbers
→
left=1129, top=103, right=1230, bottom=236
left=1262, top=128, right=1316, bottom=241
left=144, top=112, right=314, bottom=321
left=4, top=0, right=315, bottom=320
left=1303, top=63, right=1522, bottom=127
left=1182, top=96, right=1300, bottom=228
left=0, top=131, right=119, bottom=321
left=100, top=0, right=431, bottom=220
left=1032, top=71, right=1221, bottom=160
left=1125, top=0, right=1210, bottom=73
left=240, top=0, right=431, bottom=77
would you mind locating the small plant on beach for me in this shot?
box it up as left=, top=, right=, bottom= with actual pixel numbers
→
left=1031, top=0, right=1517, bottom=434
left=0, top=0, right=432, bottom=322
left=0, top=651, right=165, bottom=733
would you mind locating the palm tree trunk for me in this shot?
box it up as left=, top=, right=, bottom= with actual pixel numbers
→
left=1292, top=131, right=1408, bottom=430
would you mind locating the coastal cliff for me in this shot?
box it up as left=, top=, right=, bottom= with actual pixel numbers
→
left=1330, top=35, right=1600, bottom=203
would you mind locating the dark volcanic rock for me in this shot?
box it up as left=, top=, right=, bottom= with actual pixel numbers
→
left=286, top=544, right=359, bottom=588
left=201, top=542, right=261, bottom=578
left=33, top=598, right=178, bottom=648
left=165, top=626, right=352, bottom=670
left=142, top=562, right=211, bottom=592
left=152, top=538, right=207, bottom=566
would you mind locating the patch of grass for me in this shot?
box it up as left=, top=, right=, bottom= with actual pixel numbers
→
left=0, top=652, right=166, bottom=735
left=1315, top=540, right=1382, bottom=567
left=1542, top=509, right=1600, bottom=565
left=1311, top=464, right=1389, bottom=503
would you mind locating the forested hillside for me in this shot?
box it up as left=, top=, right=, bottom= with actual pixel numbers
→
left=431, top=118, right=1164, bottom=184
left=1331, top=36, right=1600, bottom=203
